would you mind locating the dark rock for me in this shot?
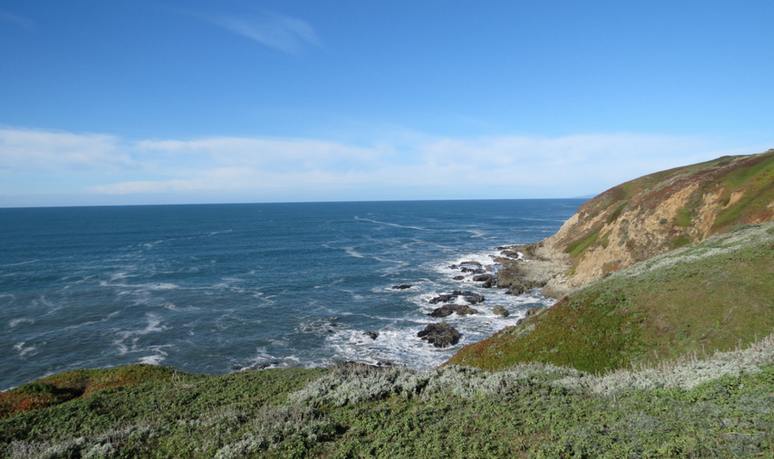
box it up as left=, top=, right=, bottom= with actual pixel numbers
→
left=429, top=293, right=456, bottom=304
left=429, top=290, right=485, bottom=304
left=429, top=304, right=479, bottom=317
left=391, top=284, right=413, bottom=290
left=448, top=264, right=459, bottom=270
left=473, top=274, right=497, bottom=288
left=364, top=330, right=379, bottom=340
left=461, top=291, right=485, bottom=304
left=492, top=305, right=510, bottom=317
left=474, top=273, right=496, bottom=288
left=453, top=275, right=465, bottom=280
left=429, top=306, right=454, bottom=317
left=507, top=285, right=526, bottom=295
left=417, top=323, right=461, bottom=348
left=472, top=273, right=494, bottom=282
left=461, top=267, right=486, bottom=274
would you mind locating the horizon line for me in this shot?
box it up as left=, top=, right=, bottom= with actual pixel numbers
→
left=0, top=195, right=594, bottom=210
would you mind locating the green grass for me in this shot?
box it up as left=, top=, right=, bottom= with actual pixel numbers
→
left=674, top=206, right=693, bottom=227
left=670, top=233, right=691, bottom=249
left=713, top=153, right=774, bottom=231
left=722, top=151, right=774, bottom=189
left=451, top=225, right=774, bottom=373
left=565, top=228, right=600, bottom=258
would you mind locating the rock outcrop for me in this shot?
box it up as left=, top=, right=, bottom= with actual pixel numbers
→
left=428, top=304, right=479, bottom=317
left=417, top=323, right=461, bottom=348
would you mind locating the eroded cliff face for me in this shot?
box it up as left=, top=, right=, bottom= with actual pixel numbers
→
left=545, top=150, right=773, bottom=289
left=496, top=150, right=774, bottom=297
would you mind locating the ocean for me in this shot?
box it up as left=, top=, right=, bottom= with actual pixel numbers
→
left=0, top=199, right=582, bottom=389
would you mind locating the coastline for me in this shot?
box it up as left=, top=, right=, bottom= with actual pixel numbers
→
left=404, top=239, right=568, bottom=359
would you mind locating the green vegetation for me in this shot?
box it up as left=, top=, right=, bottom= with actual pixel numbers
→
left=713, top=152, right=774, bottom=231
left=674, top=206, right=693, bottom=227
left=1, top=367, right=326, bottom=457
left=1, top=354, right=772, bottom=458
left=565, top=228, right=600, bottom=258
left=451, top=224, right=774, bottom=373
left=670, top=233, right=691, bottom=249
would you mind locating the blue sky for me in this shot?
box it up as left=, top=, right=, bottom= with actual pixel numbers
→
left=1, top=0, right=772, bottom=206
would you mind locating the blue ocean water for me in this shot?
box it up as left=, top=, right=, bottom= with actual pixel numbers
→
left=0, top=200, right=582, bottom=389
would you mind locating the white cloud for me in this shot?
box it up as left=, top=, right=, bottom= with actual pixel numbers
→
left=136, top=136, right=385, bottom=170
left=0, top=128, right=133, bottom=170
left=0, top=126, right=767, bottom=205
left=207, top=12, right=319, bottom=53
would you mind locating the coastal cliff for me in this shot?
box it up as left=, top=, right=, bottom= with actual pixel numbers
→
left=496, top=149, right=774, bottom=297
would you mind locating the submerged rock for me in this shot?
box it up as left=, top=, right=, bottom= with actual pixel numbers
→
left=492, top=305, right=510, bottom=317
left=428, top=304, right=479, bottom=318
left=417, top=323, right=461, bottom=348
left=364, top=330, right=379, bottom=340
left=391, top=284, right=413, bottom=290
left=452, top=275, right=465, bottom=281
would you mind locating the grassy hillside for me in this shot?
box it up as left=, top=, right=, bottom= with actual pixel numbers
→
left=450, top=223, right=774, bottom=373
left=1, top=340, right=772, bottom=458
left=541, top=149, right=774, bottom=288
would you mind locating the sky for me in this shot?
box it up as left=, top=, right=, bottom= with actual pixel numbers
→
left=0, top=0, right=773, bottom=207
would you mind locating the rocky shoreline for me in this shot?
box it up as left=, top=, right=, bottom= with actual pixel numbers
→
left=382, top=240, right=572, bottom=351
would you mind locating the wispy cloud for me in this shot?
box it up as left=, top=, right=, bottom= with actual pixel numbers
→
left=208, top=12, right=320, bottom=53
left=0, top=10, right=34, bottom=30
left=0, top=128, right=133, bottom=170
left=1, top=126, right=767, bottom=206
